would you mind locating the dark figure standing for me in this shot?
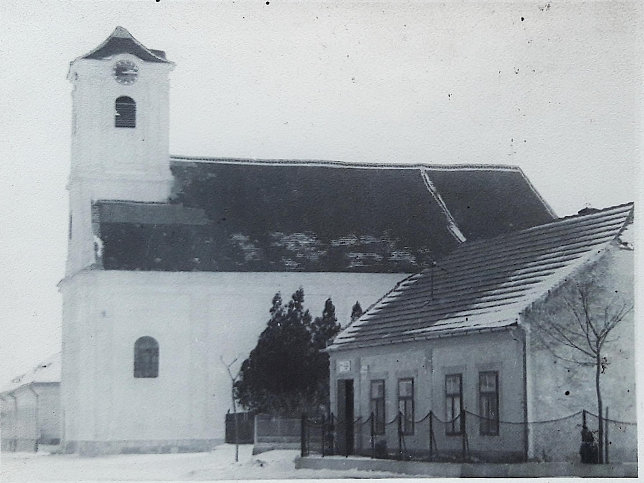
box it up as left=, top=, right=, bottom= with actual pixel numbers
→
left=580, top=425, right=599, bottom=464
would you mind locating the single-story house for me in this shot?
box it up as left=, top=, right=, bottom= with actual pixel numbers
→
left=327, top=203, right=635, bottom=463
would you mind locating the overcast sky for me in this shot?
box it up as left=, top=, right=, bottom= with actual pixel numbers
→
left=0, top=1, right=641, bottom=385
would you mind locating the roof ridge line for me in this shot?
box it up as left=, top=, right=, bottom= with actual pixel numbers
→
left=170, top=155, right=524, bottom=171
left=420, top=169, right=467, bottom=243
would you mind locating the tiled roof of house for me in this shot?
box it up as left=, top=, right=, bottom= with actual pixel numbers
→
left=328, top=203, right=634, bottom=350
left=95, top=158, right=555, bottom=272
left=80, top=26, right=171, bottom=63
left=0, top=353, right=61, bottom=395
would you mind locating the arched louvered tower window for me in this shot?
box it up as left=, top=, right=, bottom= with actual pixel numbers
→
left=134, top=336, right=159, bottom=378
left=115, top=96, right=136, bottom=128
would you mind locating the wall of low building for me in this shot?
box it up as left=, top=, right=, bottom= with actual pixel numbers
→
left=329, top=329, right=526, bottom=462
left=0, top=384, right=61, bottom=452
left=35, top=383, right=61, bottom=444
left=60, top=269, right=406, bottom=454
left=522, top=243, right=635, bottom=462
left=1, top=394, right=18, bottom=451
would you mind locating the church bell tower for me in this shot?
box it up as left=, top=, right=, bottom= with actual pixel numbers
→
left=66, top=27, right=175, bottom=274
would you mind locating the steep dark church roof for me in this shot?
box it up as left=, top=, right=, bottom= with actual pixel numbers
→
left=80, top=26, right=171, bottom=63
left=328, top=203, right=633, bottom=350
left=94, top=158, right=556, bottom=273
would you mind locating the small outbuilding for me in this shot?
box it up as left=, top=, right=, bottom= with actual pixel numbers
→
left=0, top=353, right=61, bottom=452
left=327, top=203, right=635, bottom=463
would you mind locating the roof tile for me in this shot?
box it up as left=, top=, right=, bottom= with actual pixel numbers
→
left=328, top=203, right=633, bottom=350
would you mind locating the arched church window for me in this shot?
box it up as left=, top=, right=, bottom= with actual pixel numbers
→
left=115, top=96, right=136, bottom=128
left=134, top=336, right=159, bottom=378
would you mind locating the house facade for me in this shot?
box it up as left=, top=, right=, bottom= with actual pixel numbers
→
left=59, top=27, right=556, bottom=455
left=327, top=204, right=635, bottom=462
left=0, top=354, right=61, bottom=452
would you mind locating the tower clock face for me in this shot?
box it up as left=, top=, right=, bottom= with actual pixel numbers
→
left=113, top=60, right=139, bottom=85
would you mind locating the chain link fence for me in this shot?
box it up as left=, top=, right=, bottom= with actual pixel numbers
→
left=300, top=409, right=636, bottom=463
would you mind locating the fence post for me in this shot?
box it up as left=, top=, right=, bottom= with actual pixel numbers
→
left=300, top=413, right=306, bottom=457
left=307, top=414, right=311, bottom=457
left=605, top=407, right=609, bottom=464
left=253, top=414, right=259, bottom=446
left=330, top=413, right=335, bottom=456
left=582, top=409, right=586, bottom=428
left=370, top=412, right=375, bottom=459
left=461, top=409, right=466, bottom=461
left=321, top=415, right=326, bottom=457
left=345, top=414, right=350, bottom=459
left=397, top=411, right=403, bottom=460
left=429, top=410, right=433, bottom=461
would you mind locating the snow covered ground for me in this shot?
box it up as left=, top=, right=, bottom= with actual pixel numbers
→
left=0, top=444, right=400, bottom=481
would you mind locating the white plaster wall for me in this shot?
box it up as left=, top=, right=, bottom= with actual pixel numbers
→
left=0, top=395, right=18, bottom=446
left=68, top=55, right=172, bottom=182
left=523, top=243, right=636, bottom=462
left=0, top=387, right=37, bottom=450
left=60, top=269, right=407, bottom=448
left=35, top=384, right=61, bottom=442
left=329, top=329, right=525, bottom=458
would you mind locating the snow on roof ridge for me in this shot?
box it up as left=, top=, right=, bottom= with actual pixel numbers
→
left=170, top=155, right=524, bottom=172
left=420, top=169, right=467, bottom=243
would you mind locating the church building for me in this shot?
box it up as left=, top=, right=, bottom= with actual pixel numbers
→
left=59, top=27, right=556, bottom=455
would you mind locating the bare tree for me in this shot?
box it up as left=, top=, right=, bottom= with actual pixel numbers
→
left=532, top=279, right=633, bottom=463
left=221, top=356, right=241, bottom=463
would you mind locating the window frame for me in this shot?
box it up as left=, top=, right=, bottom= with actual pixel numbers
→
left=397, top=378, right=415, bottom=435
left=115, top=96, right=136, bottom=128
left=478, top=371, right=499, bottom=436
left=134, top=336, right=159, bottom=378
left=370, top=379, right=386, bottom=435
left=445, top=373, right=463, bottom=435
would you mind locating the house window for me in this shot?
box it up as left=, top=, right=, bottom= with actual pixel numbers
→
left=115, top=96, right=136, bottom=128
left=479, top=371, right=499, bottom=435
left=445, top=374, right=462, bottom=435
left=370, top=380, right=385, bottom=435
left=134, top=336, right=159, bottom=378
left=398, top=378, right=414, bottom=435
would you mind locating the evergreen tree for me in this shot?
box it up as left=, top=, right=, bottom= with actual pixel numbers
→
left=234, top=289, right=325, bottom=415
left=310, top=298, right=340, bottom=350
left=350, top=300, right=363, bottom=322
left=308, top=298, right=341, bottom=413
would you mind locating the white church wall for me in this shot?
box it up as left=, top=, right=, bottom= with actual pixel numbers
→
left=60, top=269, right=406, bottom=454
